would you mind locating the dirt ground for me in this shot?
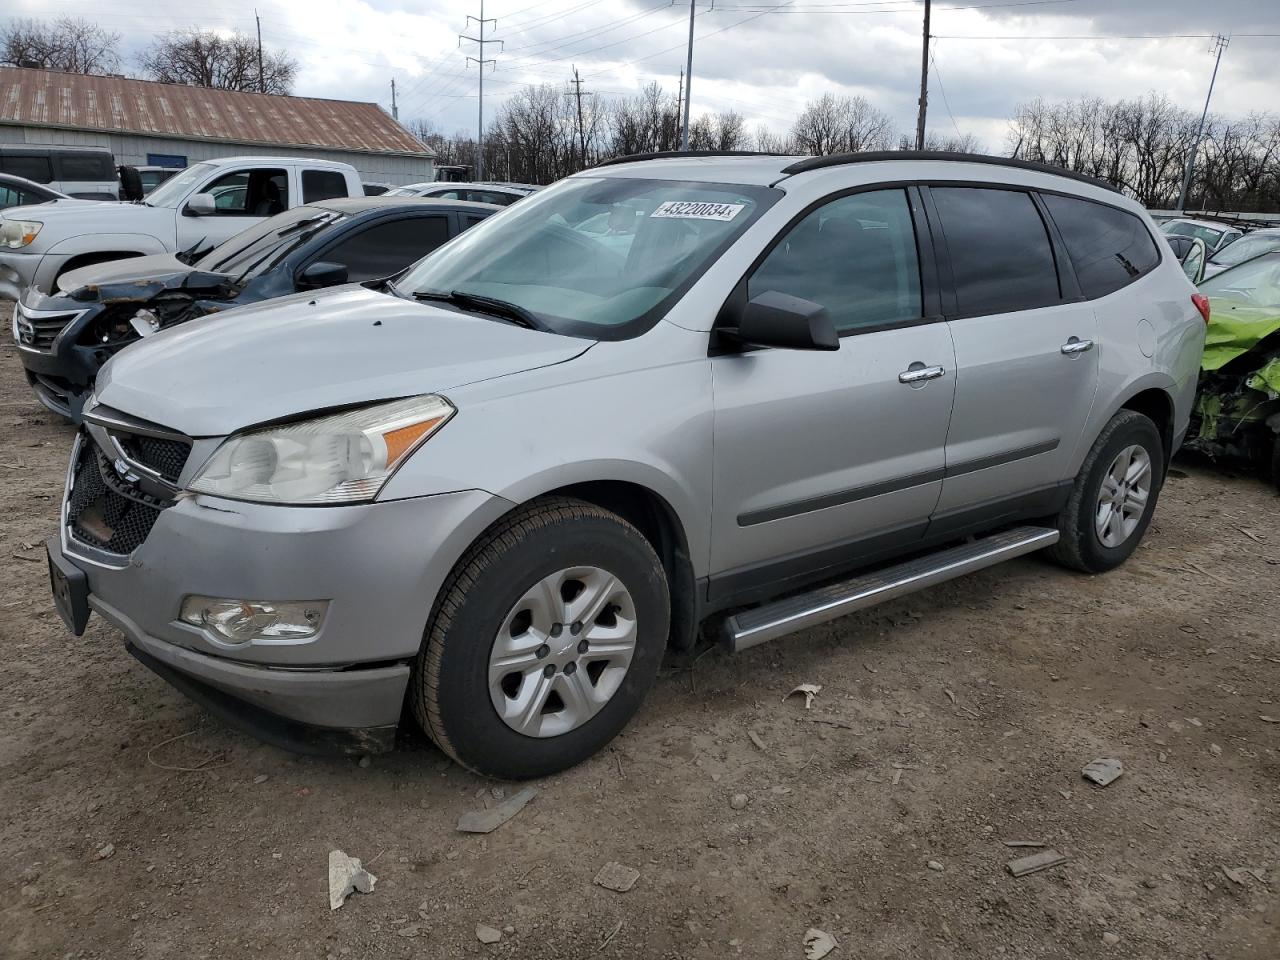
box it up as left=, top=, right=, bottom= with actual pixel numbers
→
left=1, top=305, right=1277, bottom=960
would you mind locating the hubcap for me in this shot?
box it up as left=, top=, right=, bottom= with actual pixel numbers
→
left=1095, top=444, right=1152, bottom=548
left=488, top=566, right=638, bottom=738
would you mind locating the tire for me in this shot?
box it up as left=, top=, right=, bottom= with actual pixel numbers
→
left=1046, top=410, right=1164, bottom=574
left=411, top=496, right=670, bottom=779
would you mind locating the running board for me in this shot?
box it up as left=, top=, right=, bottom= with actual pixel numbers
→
left=723, top=525, right=1059, bottom=653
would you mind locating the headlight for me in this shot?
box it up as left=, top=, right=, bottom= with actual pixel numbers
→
left=0, top=219, right=42, bottom=249
left=188, top=395, right=454, bottom=504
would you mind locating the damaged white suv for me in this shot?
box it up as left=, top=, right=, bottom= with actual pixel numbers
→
left=46, top=152, right=1205, bottom=778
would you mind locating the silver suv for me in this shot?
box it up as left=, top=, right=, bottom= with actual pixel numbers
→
left=46, top=152, right=1207, bottom=778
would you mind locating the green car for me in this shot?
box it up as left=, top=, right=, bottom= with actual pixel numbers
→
left=1189, top=252, right=1280, bottom=486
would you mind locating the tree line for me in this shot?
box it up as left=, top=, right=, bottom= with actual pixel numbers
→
left=1, top=16, right=297, bottom=94
left=1007, top=93, right=1280, bottom=212
left=411, top=84, right=980, bottom=186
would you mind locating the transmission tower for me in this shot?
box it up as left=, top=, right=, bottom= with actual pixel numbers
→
left=460, top=1, right=502, bottom=180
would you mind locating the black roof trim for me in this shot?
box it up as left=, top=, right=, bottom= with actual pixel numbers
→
left=594, top=150, right=791, bottom=168
left=779, top=151, right=1121, bottom=193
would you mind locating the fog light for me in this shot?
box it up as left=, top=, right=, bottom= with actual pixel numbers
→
left=180, top=596, right=328, bottom=644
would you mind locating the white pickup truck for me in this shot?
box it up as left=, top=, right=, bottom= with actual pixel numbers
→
left=0, top=156, right=363, bottom=299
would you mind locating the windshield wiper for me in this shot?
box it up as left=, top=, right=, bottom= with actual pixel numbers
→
left=413, top=289, right=545, bottom=330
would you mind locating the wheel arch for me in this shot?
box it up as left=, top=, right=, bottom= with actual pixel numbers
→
left=514, top=478, right=700, bottom=651
left=1118, top=385, right=1176, bottom=471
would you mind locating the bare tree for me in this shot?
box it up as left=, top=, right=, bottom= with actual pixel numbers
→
left=1, top=17, right=121, bottom=74
left=791, top=93, right=895, bottom=155
left=138, top=28, right=297, bottom=95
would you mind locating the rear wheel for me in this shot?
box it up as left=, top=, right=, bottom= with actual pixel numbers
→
left=1047, top=410, right=1164, bottom=573
left=411, top=497, right=669, bottom=779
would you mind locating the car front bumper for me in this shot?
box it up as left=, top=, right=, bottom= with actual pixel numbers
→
left=0, top=250, right=46, bottom=300
left=51, top=442, right=515, bottom=752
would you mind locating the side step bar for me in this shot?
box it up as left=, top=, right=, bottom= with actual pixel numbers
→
left=723, top=525, right=1059, bottom=653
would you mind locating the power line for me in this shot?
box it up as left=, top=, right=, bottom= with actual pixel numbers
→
left=930, top=49, right=962, bottom=140
left=460, top=1, right=503, bottom=179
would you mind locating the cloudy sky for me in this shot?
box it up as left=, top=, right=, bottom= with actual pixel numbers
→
left=10, top=0, right=1280, bottom=148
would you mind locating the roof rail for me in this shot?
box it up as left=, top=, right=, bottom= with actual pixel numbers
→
left=594, top=150, right=792, bottom=168
left=780, top=151, right=1121, bottom=193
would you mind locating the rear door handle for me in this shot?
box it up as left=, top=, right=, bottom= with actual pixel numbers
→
left=898, top=364, right=946, bottom=385
left=1061, top=337, right=1094, bottom=355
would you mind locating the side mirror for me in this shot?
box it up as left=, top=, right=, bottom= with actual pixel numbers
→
left=184, top=193, right=216, bottom=217
left=724, top=291, right=839, bottom=351
left=298, top=261, right=349, bottom=289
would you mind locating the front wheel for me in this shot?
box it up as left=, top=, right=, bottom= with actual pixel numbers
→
left=411, top=497, right=670, bottom=779
left=1047, top=410, right=1164, bottom=573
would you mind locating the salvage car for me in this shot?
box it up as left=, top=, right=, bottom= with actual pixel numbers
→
left=1161, top=217, right=1243, bottom=255
left=0, top=156, right=362, bottom=299
left=14, top=196, right=497, bottom=419
left=1185, top=251, right=1280, bottom=485
left=1202, top=226, right=1280, bottom=280
left=0, top=173, right=70, bottom=210
left=46, top=152, right=1205, bottom=778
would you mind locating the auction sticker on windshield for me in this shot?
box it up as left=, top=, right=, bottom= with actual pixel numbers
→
left=650, top=200, right=745, bottom=221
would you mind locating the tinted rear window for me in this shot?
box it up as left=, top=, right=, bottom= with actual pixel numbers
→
left=1, top=155, right=52, bottom=182
left=55, top=152, right=114, bottom=181
left=302, top=169, right=348, bottom=203
left=931, top=187, right=1061, bottom=316
left=1042, top=194, right=1160, bottom=299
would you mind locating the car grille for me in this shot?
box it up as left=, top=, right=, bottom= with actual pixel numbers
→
left=121, top=435, right=191, bottom=484
left=16, top=306, right=81, bottom=351
left=64, top=419, right=192, bottom=559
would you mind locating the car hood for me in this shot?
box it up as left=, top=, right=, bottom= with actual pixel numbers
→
left=3, top=198, right=171, bottom=242
left=95, top=285, right=592, bottom=437
left=1202, top=297, right=1280, bottom=371
left=57, top=252, right=190, bottom=293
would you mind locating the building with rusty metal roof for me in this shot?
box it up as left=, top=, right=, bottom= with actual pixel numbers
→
left=0, top=67, right=434, bottom=185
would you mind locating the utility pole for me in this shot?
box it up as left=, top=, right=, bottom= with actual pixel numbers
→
left=255, top=10, right=265, bottom=93
left=675, top=68, right=684, bottom=149
left=680, top=2, right=696, bottom=151
left=1177, top=34, right=1229, bottom=213
left=391, top=78, right=398, bottom=121
left=914, top=0, right=931, bottom=151
left=570, top=66, right=589, bottom=170
left=460, top=1, right=501, bottom=180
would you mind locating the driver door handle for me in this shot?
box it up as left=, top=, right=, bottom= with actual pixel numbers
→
left=1061, top=337, right=1095, bottom=355
left=898, top=364, right=946, bottom=384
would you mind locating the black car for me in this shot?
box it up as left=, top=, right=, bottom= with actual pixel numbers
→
left=15, top=196, right=498, bottom=420
left=0, top=172, right=70, bottom=209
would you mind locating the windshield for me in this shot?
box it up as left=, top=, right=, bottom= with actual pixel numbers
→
left=1199, top=251, right=1280, bottom=308
left=1209, top=233, right=1280, bottom=267
left=1164, top=220, right=1225, bottom=246
left=145, top=163, right=215, bottom=209
left=396, top=175, right=777, bottom=339
left=193, top=205, right=345, bottom=281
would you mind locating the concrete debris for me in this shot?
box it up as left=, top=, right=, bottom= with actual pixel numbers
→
left=1222, top=866, right=1248, bottom=885
left=328, top=850, right=377, bottom=910
left=457, top=786, right=537, bottom=834
left=1102, top=932, right=1120, bottom=946
left=1006, top=850, right=1069, bottom=878
left=785, top=683, right=822, bottom=709
left=730, top=793, right=750, bottom=811
left=803, top=927, right=838, bottom=960
left=927, top=860, right=944, bottom=872
left=1082, top=758, right=1124, bottom=787
left=593, top=861, right=640, bottom=893
left=476, top=924, right=502, bottom=944
left=1209, top=743, right=1223, bottom=757
left=92, top=843, right=114, bottom=861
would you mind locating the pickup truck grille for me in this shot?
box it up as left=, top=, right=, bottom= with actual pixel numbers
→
left=64, top=414, right=192, bottom=559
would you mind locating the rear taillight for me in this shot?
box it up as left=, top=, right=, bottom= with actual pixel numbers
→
left=1192, top=293, right=1211, bottom=324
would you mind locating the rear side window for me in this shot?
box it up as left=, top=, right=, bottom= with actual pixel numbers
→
left=931, top=187, right=1060, bottom=317
left=1041, top=194, right=1160, bottom=299
left=468, top=190, right=517, bottom=205
left=302, top=169, right=348, bottom=203
left=317, top=216, right=451, bottom=281
left=54, top=152, right=113, bottom=181
left=1, top=155, right=52, bottom=182
left=749, top=188, right=923, bottom=334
